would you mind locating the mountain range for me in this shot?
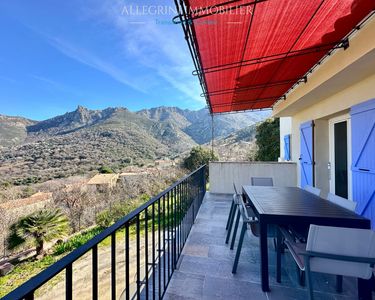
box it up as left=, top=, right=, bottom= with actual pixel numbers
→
left=0, top=106, right=269, bottom=185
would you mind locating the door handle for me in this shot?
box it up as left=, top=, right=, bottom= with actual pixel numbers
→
left=359, top=168, right=370, bottom=172
left=328, top=162, right=331, bottom=180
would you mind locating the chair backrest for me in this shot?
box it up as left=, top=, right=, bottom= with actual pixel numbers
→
left=251, top=177, right=273, bottom=186
left=306, top=225, right=375, bottom=279
left=304, top=185, right=321, bottom=197
left=327, top=193, right=357, bottom=212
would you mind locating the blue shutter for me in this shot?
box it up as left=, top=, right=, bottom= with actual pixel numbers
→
left=300, top=121, right=314, bottom=188
left=351, top=98, right=375, bottom=227
left=284, top=134, right=291, bottom=161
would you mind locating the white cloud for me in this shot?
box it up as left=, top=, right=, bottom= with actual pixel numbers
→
left=30, top=74, right=65, bottom=89
left=0, top=75, right=17, bottom=83
left=45, top=36, right=147, bottom=93
left=98, top=0, right=204, bottom=105
left=25, top=0, right=205, bottom=106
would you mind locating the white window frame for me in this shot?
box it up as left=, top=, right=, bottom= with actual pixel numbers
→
left=328, top=114, right=352, bottom=201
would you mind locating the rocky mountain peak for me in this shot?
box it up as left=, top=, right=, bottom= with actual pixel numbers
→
left=72, top=105, right=93, bottom=123
left=1, top=105, right=270, bottom=146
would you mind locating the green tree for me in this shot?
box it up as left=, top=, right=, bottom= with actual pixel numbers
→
left=255, top=118, right=280, bottom=161
left=7, top=209, right=70, bottom=257
left=98, top=166, right=114, bottom=174
left=183, top=146, right=218, bottom=171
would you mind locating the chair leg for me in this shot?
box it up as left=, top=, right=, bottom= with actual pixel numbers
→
left=230, top=210, right=241, bottom=250
left=225, top=206, right=237, bottom=244
left=336, top=275, right=343, bottom=293
left=296, top=264, right=305, bottom=286
left=273, top=237, right=277, bottom=251
left=225, top=201, right=235, bottom=230
left=276, top=227, right=282, bottom=283
left=304, top=257, right=314, bottom=300
left=232, top=222, right=247, bottom=274
left=300, top=270, right=305, bottom=286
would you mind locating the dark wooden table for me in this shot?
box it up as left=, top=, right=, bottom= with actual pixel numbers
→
left=242, top=186, right=372, bottom=298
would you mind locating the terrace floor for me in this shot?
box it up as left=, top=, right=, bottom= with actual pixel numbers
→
left=163, top=192, right=365, bottom=300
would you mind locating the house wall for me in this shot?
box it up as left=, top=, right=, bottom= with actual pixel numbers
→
left=279, top=117, right=292, bottom=161
left=314, top=119, right=330, bottom=197
left=289, top=73, right=375, bottom=188
left=274, top=15, right=375, bottom=191
left=209, top=161, right=297, bottom=194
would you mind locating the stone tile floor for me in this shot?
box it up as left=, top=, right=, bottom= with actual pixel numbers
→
left=163, top=192, right=369, bottom=300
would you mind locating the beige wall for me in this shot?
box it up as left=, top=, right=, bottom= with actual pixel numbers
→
left=209, top=161, right=297, bottom=194
left=314, top=119, right=329, bottom=197
left=288, top=74, right=375, bottom=188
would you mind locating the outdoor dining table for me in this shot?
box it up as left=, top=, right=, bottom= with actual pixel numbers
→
left=242, top=185, right=372, bottom=299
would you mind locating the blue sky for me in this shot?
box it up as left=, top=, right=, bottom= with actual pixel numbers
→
left=0, top=1, right=205, bottom=120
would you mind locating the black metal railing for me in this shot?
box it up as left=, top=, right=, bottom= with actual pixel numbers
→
left=2, top=165, right=207, bottom=300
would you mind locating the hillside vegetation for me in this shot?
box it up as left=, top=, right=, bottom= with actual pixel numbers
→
left=214, top=124, right=258, bottom=161
left=0, top=106, right=269, bottom=185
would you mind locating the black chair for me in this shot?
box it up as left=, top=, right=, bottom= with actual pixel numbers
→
left=232, top=196, right=258, bottom=273
left=225, top=183, right=242, bottom=244
left=226, top=183, right=257, bottom=247
left=251, top=177, right=274, bottom=186
left=230, top=178, right=280, bottom=273
left=277, top=225, right=375, bottom=299
left=278, top=226, right=342, bottom=289
left=229, top=177, right=277, bottom=249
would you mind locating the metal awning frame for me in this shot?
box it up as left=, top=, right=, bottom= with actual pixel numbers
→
left=173, top=1, right=375, bottom=114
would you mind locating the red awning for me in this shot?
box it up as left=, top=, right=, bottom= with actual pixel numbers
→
left=175, top=0, right=375, bottom=113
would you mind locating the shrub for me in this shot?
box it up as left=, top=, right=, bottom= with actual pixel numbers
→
left=53, top=227, right=103, bottom=255
left=183, top=146, right=218, bottom=171
left=8, top=209, right=70, bottom=256
left=254, top=118, right=280, bottom=161
left=122, top=158, right=132, bottom=164
left=95, top=194, right=150, bottom=228
left=96, top=210, right=114, bottom=228
left=98, top=166, right=114, bottom=174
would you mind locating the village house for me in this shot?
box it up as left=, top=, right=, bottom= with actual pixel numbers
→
left=86, top=173, right=120, bottom=191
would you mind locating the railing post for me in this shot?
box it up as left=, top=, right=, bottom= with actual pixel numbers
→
left=162, top=195, right=166, bottom=290
left=111, top=232, right=116, bottom=300
left=203, top=165, right=207, bottom=196
left=25, top=293, right=34, bottom=300
left=157, top=199, right=162, bottom=300
left=125, top=224, right=130, bottom=300
left=144, top=207, right=149, bottom=300
left=192, top=172, right=195, bottom=224
left=136, top=214, right=141, bottom=299
left=152, top=203, right=156, bottom=300
left=92, top=245, right=98, bottom=300
left=66, top=264, right=72, bottom=300
left=174, top=186, right=178, bottom=269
